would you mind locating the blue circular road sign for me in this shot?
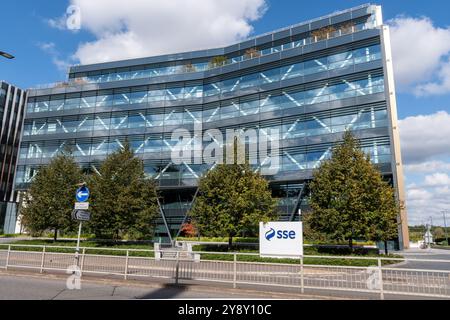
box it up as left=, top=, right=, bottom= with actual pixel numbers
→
left=76, top=186, right=90, bottom=202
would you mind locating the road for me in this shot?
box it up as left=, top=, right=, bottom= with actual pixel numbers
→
left=0, top=271, right=324, bottom=300
left=0, top=245, right=448, bottom=300
left=395, top=248, right=450, bottom=270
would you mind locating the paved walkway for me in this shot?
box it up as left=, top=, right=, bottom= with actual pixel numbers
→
left=0, top=271, right=325, bottom=300
left=396, top=248, right=450, bottom=270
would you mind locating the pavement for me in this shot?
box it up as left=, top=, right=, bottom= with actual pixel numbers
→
left=395, top=248, right=450, bottom=270
left=0, top=237, right=31, bottom=244
left=0, top=271, right=331, bottom=300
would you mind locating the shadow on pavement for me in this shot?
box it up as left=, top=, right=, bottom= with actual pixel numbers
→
left=136, top=283, right=189, bottom=299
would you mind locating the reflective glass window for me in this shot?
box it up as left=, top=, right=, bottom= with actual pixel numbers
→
left=95, top=93, right=114, bottom=107
left=304, top=57, right=328, bottom=75
left=129, top=91, right=148, bottom=104
left=110, top=114, right=128, bottom=130
left=113, top=92, right=130, bottom=105
left=280, top=62, right=304, bottom=80
left=128, top=113, right=146, bottom=129
left=80, top=95, right=96, bottom=109
left=240, top=73, right=260, bottom=89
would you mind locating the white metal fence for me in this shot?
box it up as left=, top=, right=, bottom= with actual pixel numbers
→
left=0, top=244, right=449, bottom=299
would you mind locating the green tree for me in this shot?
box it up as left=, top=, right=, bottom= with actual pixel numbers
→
left=190, top=141, right=276, bottom=248
left=367, top=188, right=400, bottom=254
left=21, top=151, right=83, bottom=241
left=209, top=56, right=227, bottom=68
left=88, top=142, right=159, bottom=240
left=308, top=131, right=400, bottom=251
left=433, top=227, right=445, bottom=241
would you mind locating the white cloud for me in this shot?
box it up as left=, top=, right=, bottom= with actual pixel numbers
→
left=399, top=111, right=450, bottom=164
left=404, top=160, right=450, bottom=173
left=37, top=42, right=73, bottom=73
left=423, top=173, right=450, bottom=186
left=399, top=111, right=450, bottom=226
left=60, top=0, right=268, bottom=64
left=415, top=58, right=450, bottom=96
left=388, top=16, right=450, bottom=95
left=406, top=180, right=450, bottom=226
left=46, top=16, right=68, bottom=31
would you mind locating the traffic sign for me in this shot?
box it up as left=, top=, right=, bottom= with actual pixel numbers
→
left=75, top=186, right=90, bottom=202
left=74, top=202, right=89, bottom=210
left=71, top=209, right=91, bottom=221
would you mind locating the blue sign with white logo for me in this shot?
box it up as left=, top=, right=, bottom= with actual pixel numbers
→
left=75, top=186, right=90, bottom=202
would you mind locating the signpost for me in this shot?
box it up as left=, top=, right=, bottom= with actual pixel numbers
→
left=75, top=186, right=90, bottom=202
left=74, top=202, right=89, bottom=210
left=73, top=185, right=90, bottom=266
left=259, top=221, right=303, bottom=259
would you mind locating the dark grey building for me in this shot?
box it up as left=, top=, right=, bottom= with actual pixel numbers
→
left=15, top=4, right=409, bottom=247
left=0, top=81, right=26, bottom=234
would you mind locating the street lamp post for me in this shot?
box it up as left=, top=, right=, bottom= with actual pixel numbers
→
left=0, top=51, right=14, bottom=59
left=442, top=211, right=449, bottom=245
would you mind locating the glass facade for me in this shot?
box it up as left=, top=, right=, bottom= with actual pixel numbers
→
left=66, top=17, right=377, bottom=85
left=18, top=4, right=402, bottom=242
left=0, top=82, right=26, bottom=234
left=27, top=44, right=381, bottom=114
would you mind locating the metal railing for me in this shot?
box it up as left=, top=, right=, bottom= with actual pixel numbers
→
left=0, top=244, right=449, bottom=299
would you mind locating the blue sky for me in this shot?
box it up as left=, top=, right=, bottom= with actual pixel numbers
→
left=1, top=0, right=450, bottom=227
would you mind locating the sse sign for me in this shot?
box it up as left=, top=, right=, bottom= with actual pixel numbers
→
left=259, top=222, right=303, bottom=259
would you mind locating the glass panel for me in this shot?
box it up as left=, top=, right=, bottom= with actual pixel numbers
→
left=129, top=91, right=148, bottom=104
left=148, top=89, right=165, bottom=102
left=147, top=113, right=164, bottom=127
left=220, top=103, right=238, bottom=120
left=280, top=62, right=303, bottom=80
left=240, top=73, right=260, bottom=89
left=221, top=78, right=240, bottom=94
left=49, top=99, right=65, bottom=111
left=95, top=94, right=114, bottom=107
left=80, top=96, right=96, bottom=109
left=91, top=140, right=108, bottom=156
left=204, top=83, right=220, bottom=97
left=64, top=97, right=80, bottom=110
left=203, top=107, right=220, bottom=122
left=94, top=115, right=111, bottom=131
left=35, top=99, right=50, bottom=112
left=260, top=68, right=280, bottom=84
left=128, top=114, right=146, bottom=129
left=164, top=110, right=183, bottom=126
left=113, top=92, right=130, bottom=105
left=304, top=57, right=328, bottom=75
left=110, top=115, right=128, bottom=130
left=240, top=99, right=259, bottom=115
left=184, top=86, right=203, bottom=99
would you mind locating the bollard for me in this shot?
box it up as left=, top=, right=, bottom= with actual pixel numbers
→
left=378, top=258, right=384, bottom=300
left=80, top=247, right=86, bottom=277
left=40, top=246, right=46, bottom=273
left=300, top=257, right=304, bottom=294
left=233, top=253, right=237, bottom=289
left=124, top=250, right=129, bottom=280
left=5, top=245, right=11, bottom=270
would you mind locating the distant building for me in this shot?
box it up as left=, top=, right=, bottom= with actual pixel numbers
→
left=0, top=81, right=26, bottom=233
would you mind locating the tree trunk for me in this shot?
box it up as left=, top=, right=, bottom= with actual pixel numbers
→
left=228, top=235, right=233, bottom=250
left=348, top=236, right=353, bottom=252
left=53, top=228, right=58, bottom=242
left=384, top=240, right=388, bottom=255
